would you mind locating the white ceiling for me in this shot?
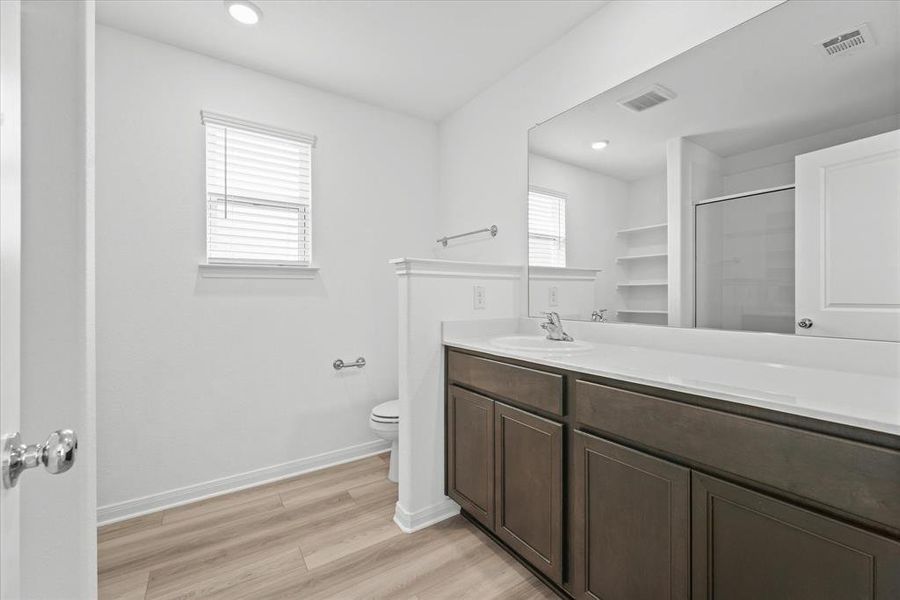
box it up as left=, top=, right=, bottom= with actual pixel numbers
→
left=96, top=0, right=605, bottom=121
left=529, top=0, right=900, bottom=181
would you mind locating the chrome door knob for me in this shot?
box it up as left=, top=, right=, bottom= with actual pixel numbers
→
left=797, top=318, right=813, bottom=329
left=2, top=429, right=78, bottom=488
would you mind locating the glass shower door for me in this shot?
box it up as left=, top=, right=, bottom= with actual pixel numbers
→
left=695, top=188, right=795, bottom=334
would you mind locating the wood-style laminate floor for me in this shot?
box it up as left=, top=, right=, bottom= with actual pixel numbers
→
left=98, top=453, right=557, bottom=599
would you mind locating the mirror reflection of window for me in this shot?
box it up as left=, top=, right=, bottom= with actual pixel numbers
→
left=528, top=187, right=567, bottom=268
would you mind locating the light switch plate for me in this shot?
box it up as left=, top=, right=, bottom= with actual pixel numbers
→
left=548, top=286, right=559, bottom=307
left=473, top=285, right=486, bottom=310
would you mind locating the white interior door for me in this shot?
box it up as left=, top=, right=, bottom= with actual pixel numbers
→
left=2, top=1, right=97, bottom=597
left=0, top=1, right=24, bottom=596
left=795, top=130, right=900, bottom=342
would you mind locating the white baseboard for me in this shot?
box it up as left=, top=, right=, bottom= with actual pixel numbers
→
left=98, top=439, right=391, bottom=526
left=393, top=498, right=460, bottom=533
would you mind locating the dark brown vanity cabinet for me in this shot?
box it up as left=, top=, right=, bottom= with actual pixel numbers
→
left=692, top=473, right=900, bottom=600
left=572, top=432, right=690, bottom=600
left=445, top=348, right=900, bottom=600
left=494, top=402, right=564, bottom=584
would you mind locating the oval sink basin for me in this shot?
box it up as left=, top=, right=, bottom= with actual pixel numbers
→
left=489, top=335, right=593, bottom=354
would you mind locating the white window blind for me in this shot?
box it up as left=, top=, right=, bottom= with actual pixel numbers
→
left=202, top=111, right=315, bottom=266
left=528, top=187, right=567, bottom=268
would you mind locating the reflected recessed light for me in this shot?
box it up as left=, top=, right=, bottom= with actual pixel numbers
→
left=225, top=0, right=262, bottom=25
left=591, top=140, right=610, bottom=151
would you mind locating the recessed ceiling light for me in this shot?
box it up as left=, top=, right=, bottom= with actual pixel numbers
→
left=591, top=140, right=610, bottom=151
left=225, top=0, right=262, bottom=25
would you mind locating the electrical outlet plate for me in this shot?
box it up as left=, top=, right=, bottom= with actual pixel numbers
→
left=548, top=286, right=559, bottom=307
left=473, top=285, right=486, bottom=310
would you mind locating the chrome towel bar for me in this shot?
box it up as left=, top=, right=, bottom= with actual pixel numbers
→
left=333, top=357, right=366, bottom=370
left=437, top=225, right=498, bottom=247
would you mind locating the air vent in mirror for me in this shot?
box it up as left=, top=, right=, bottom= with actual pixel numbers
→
left=819, top=23, right=875, bottom=57
left=617, top=85, right=676, bottom=113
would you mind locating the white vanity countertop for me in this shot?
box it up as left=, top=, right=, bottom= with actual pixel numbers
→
left=443, top=324, right=900, bottom=439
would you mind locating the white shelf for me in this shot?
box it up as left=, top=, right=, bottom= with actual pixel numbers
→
left=617, top=280, right=668, bottom=288
left=616, top=309, right=668, bottom=315
left=616, top=223, right=667, bottom=236
left=616, top=253, right=668, bottom=263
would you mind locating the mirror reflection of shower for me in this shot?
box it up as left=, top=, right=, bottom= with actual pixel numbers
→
left=695, top=187, right=795, bottom=334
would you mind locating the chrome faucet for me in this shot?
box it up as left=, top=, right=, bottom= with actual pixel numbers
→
left=540, top=312, right=573, bottom=342
left=591, top=309, right=608, bottom=323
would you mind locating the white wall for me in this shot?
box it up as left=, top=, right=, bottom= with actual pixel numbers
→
left=626, top=173, right=667, bottom=228
left=436, top=0, right=783, bottom=266
left=667, top=137, right=723, bottom=328
left=528, top=154, right=624, bottom=268
left=20, top=0, right=96, bottom=597
left=721, top=113, right=900, bottom=194
left=96, top=27, right=438, bottom=512
left=528, top=153, right=625, bottom=316
left=528, top=272, right=600, bottom=321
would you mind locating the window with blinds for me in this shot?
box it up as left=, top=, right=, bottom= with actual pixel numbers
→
left=202, top=112, right=315, bottom=266
left=528, top=187, right=567, bottom=268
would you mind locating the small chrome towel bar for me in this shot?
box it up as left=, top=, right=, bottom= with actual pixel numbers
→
left=333, top=357, right=366, bottom=370
left=437, top=225, right=498, bottom=247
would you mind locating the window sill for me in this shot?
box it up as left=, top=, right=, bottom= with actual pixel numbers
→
left=198, top=263, right=319, bottom=280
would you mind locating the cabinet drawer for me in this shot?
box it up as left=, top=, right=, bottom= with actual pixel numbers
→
left=575, top=380, right=900, bottom=533
left=448, top=351, right=563, bottom=416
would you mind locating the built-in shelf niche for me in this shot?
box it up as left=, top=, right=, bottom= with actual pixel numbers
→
left=616, top=221, right=669, bottom=324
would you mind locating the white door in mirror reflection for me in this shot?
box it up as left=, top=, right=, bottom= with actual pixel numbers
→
left=795, top=129, right=900, bottom=342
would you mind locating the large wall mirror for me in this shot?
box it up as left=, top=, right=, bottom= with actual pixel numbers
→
left=527, top=0, right=899, bottom=342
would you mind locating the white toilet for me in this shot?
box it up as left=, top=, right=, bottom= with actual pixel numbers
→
left=369, top=399, right=399, bottom=482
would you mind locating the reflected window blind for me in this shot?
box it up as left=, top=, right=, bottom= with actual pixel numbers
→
left=202, top=112, right=315, bottom=266
left=528, top=187, right=567, bottom=267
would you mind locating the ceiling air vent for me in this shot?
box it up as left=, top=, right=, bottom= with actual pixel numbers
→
left=617, top=85, right=676, bottom=113
left=819, top=23, right=876, bottom=57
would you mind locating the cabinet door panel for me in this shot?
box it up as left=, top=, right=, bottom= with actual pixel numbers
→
left=692, top=473, right=900, bottom=600
left=573, top=432, right=689, bottom=600
left=495, top=402, right=564, bottom=584
left=447, top=385, right=494, bottom=529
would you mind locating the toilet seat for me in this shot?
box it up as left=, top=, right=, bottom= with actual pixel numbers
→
left=370, top=416, right=398, bottom=424
left=370, top=400, right=399, bottom=423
